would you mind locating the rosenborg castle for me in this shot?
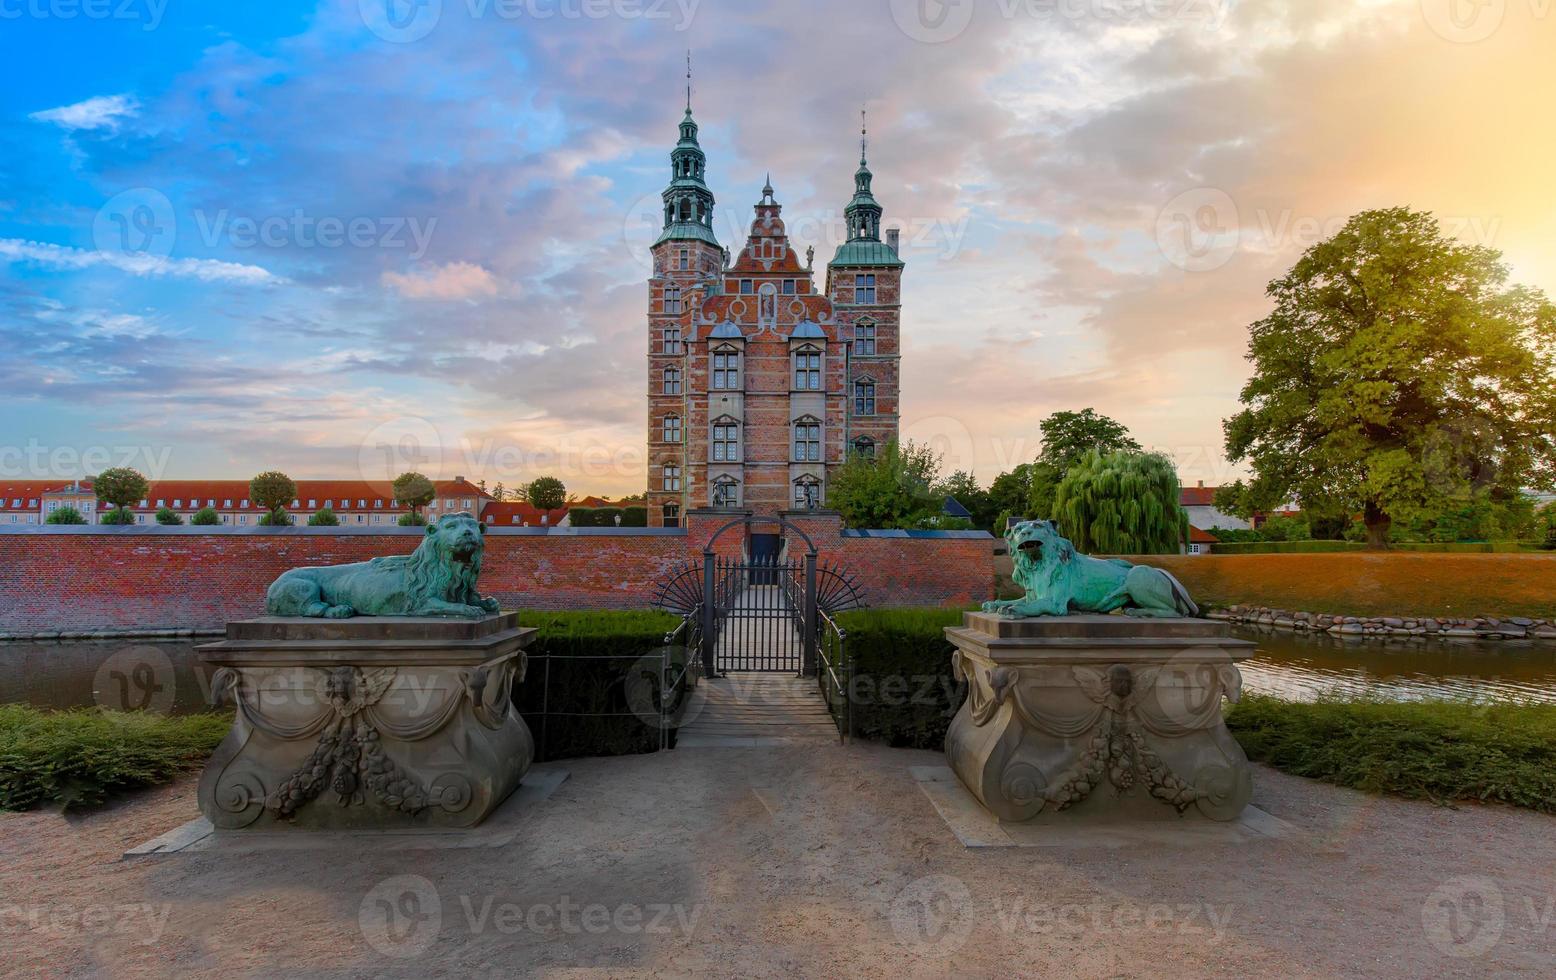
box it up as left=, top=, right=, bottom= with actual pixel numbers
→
left=645, top=100, right=904, bottom=527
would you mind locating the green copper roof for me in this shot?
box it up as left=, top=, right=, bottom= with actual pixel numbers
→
left=655, top=221, right=721, bottom=247
left=829, top=239, right=903, bottom=267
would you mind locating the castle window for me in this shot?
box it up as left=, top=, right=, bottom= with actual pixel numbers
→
left=664, top=326, right=682, bottom=355
left=852, top=436, right=876, bottom=459
left=663, top=368, right=682, bottom=395
left=662, top=415, right=682, bottom=443
left=793, top=477, right=821, bottom=510
left=679, top=248, right=689, bottom=270
left=740, top=279, right=753, bottom=294
left=712, top=346, right=741, bottom=390
left=855, top=273, right=877, bottom=304
left=663, top=503, right=680, bottom=528
left=793, top=417, right=822, bottom=462
left=662, top=465, right=682, bottom=492
left=783, top=279, right=796, bottom=295
left=854, top=381, right=877, bottom=416
left=712, top=419, right=740, bottom=462
left=664, top=286, right=681, bottom=315
left=712, top=477, right=740, bottom=508
left=793, top=345, right=822, bottom=390
left=855, top=321, right=877, bottom=356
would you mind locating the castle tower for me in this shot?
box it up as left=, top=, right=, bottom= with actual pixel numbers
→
left=826, top=113, right=904, bottom=460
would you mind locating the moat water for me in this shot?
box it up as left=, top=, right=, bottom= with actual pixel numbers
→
left=3, top=628, right=1556, bottom=714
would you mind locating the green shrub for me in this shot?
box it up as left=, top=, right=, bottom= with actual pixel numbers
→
left=45, top=506, right=87, bottom=525
left=0, top=706, right=230, bottom=811
left=832, top=608, right=967, bottom=748
left=514, top=610, right=685, bottom=761
left=620, top=506, right=648, bottom=527
left=569, top=507, right=621, bottom=528
left=397, top=513, right=427, bottom=526
left=190, top=507, right=221, bottom=525
left=1210, top=540, right=1365, bottom=555
left=155, top=507, right=183, bottom=525
left=308, top=508, right=340, bottom=526
left=257, top=510, right=293, bottom=526
left=1226, top=696, right=1556, bottom=813
left=100, top=508, right=136, bottom=525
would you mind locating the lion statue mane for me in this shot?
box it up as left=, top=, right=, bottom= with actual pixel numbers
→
left=265, top=512, right=502, bottom=619
left=982, top=519, right=1198, bottom=619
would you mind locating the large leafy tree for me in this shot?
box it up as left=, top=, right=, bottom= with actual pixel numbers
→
left=524, top=476, right=568, bottom=511
left=933, top=470, right=997, bottom=530
left=1053, top=451, right=1189, bottom=555
left=1025, top=409, right=1142, bottom=519
left=93, top=467, right=148, bottom=524
left=249, top=471, right=297, bottom=526
left=393, top=471, right=436, bottom=520
left=1223, top=208, right=1556, bottom=548
left=825, top=439, right=943, bottom=529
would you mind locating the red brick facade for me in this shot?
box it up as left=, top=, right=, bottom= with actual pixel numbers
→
left=0, top=512, right=992, bottom=632
left=646, top=107, right=903, bottom=528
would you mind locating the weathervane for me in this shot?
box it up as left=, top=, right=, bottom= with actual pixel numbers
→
left=861, top=106, right=868, bottom=164
left=686, top=50, right=692, bottom=112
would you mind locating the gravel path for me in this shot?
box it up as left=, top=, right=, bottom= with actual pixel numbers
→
left=2, top=745, right=1552, bottom=978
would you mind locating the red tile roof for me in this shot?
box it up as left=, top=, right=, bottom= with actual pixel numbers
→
left=1180, top=486, right=1220, bottom=507
left=0, top=481, right=95, bottom=510
left=482, top=501, right=568, bottom=526
left=1188, top=525, right=1218, bottom=544
left=0, top=478, right=489, bottom=512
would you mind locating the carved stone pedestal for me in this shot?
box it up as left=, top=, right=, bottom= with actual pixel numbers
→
left=945, top=613, right=1254, bottom=823
left=197, top=613, right=534, bottom=830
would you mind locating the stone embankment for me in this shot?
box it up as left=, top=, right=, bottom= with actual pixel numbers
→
left=1208, top=605, right=1556, bottom=643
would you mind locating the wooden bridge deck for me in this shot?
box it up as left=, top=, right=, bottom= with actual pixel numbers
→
left=676, top=671, right=840, bottom=748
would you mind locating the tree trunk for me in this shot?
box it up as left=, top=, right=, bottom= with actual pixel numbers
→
left=1363, top=500, right=1391, bottom=550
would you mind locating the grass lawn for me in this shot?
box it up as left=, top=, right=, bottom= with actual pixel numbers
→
left=0, top=705, right=230, bottom=811
left=1141, top=552, right=1556, bottom=620
left=1226, top=695, right=1556, bottom=813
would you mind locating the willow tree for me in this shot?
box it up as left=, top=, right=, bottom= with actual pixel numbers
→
left=1053, top=451, right=1189, bottom=555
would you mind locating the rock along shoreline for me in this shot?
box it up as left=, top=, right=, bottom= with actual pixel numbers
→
left=1208, top=606, right=1556, bottom=644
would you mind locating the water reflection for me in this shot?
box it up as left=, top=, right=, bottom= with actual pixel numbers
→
left=1233, top=626, right=1556, bottom=704
left=0, top=640, right=215, bottom=715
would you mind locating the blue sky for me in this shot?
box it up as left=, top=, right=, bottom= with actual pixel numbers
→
left=2, top=0, right=1552, bottom=495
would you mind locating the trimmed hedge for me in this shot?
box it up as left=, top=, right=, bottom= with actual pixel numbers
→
left=833, top=608, right=965, bottom=748
left=1226, top=695, right=1556, bottom=812
left=1210, top=541, right=1364, bottom=555
left=0, top=706, right=230, bottom=811
left=514, top=610, right=686, bottom=761
left=569, top=506, right=648, bottom=528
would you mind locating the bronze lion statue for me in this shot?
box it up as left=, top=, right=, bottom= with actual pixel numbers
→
left=265, top=512, right=501, bottom=619
left=983, top=520, right=1198, bottom=619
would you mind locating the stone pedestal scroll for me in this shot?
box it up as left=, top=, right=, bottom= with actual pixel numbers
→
left=197, top=613, right=534, bottom=830
left=945, top=613, right=1254, bottom=823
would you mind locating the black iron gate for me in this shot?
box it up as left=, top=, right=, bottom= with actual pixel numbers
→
left=651, top=516, right=865, bottom=678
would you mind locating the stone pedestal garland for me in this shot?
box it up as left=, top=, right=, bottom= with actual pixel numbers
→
left=197, top=613, right=534, bottom=830
left=1208, top=606, right=1556, bottom=643
left=944, top=613, right=1255, bottom=824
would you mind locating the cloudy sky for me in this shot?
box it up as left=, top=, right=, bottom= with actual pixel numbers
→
left=1, top=0, right=1552, bottom=495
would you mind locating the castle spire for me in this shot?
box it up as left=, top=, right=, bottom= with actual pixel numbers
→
left=860, top=106, right=868, bottom=166
left=655, top=56, right=718, bottom=248
left=844, top=113, right=882, bottom=243
left=686, top=50, right=692, bottom=115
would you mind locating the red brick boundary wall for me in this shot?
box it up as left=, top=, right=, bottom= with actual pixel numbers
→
left=0, top=512, right=993, bottom=633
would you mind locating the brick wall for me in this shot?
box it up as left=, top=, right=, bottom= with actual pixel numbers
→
left=0, top=513, right=994, bottom=632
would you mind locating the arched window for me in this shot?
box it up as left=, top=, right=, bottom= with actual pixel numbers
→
left=712, top=345, right=741, bottom=390
left=711, top=417, right=740, bottom=462
left=663, top=368, right=681, bottom=395
left=793, top=345, right=822, bottom=390
left=792, top=416, right=822, bottom=462
left=854, top=380, right=876, bottom=416
left=662, top=415, right=682, bottom=443
left=712, top=476, right=740, bottom=509
left=852, top=436, right=876, bottom=459
left=793, top=476, right=821, bottom=510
